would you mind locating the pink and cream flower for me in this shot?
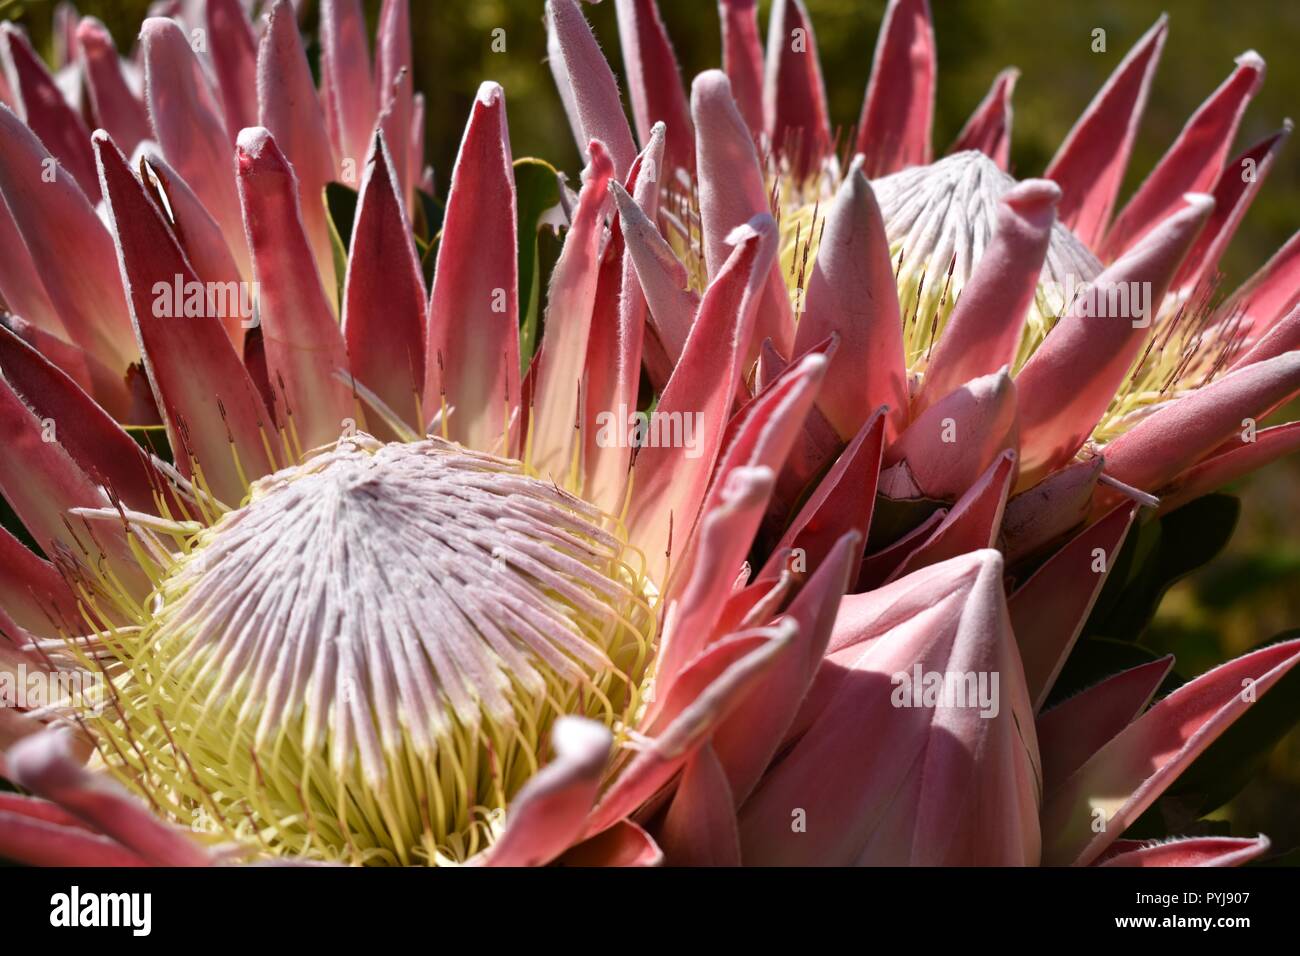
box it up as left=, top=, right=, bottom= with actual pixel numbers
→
left=0, top=0, right=1295, bottom=868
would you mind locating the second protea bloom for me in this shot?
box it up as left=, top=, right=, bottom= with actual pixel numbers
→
left=556, top=0, right=1300, bottom=567
left=0, top=0, right=1297, bottom=870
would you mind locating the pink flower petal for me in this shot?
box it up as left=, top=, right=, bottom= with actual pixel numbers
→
left=0, top=524, right=83, bottom=636
left=257, top=0, right=338, bottom=298
left=141, top=18, right=250, bottom=278
left=1039, top=656, right=1174, bottom=794
left=205, top=0, right=259, bottom=141
left=479, top=717, right=611, bottom=867
left=718, top=0, right=764, bottom=138
left=854, top=0, right=935, bottom=176
left=692, top=69, right=794, bottom=358
left=0, top=104, right=135, bottom=374
left=1015, top=194, right=1214, bottom=482
left=1042, top=637, right=1300, bottom=866
left=135, top=147, right=248, bottom=349
left=887, top=369, right=1019, bottom=501
left=1175, top=122, right=1291, bottom=294
left=76, top=17, right=151, bottom=154
left=699, top=351, right=828, bottom=571
left=856, top=505, right=947, bottom=591
left=586, top=620, right=793, bottom=835
left=236, top=127, right=354, bottom=453
left=0, top=792, right=92, bottom=832
left=423, top=83, right=520, bottom=452
left=0, top=327, right=166, bottom=514
left=949, top=68, right=1017, bottom=169
left=546, top=0, right=639, bottom=180
left=763, top=0, right=831, bottom=179
left=343, top=132, right=426, bottom=438
left=614, top=0, right=694, bottom=174
left=1045, top=16, right=1167, bottom=248
left=319, top=0, right=377, bottom=170
left=764, top=409, right=886, bottom=585
left=1001, top=456, right=1104, bottom=563
left=915, top=179, right=1060, bottom=415
left=739, top=549, right=1041, bottom=865
left=1230, top=304, right=1300, bottom=372
left=1008, top=504, right=1138, bottom=710
left=529, top=140, right=613, bottom=478
left=0, top=316, right=139, bottom=421
left=558, top=820, right=663, bottom=866
left=624, top=216, right=780, bottom=585
left=377, top=0, right=414, bottom=133
left=654, top=467, right=775, bottom=701
left=95, top=130, right=275, bottom=504
left=583, top=131, right=664, bottom=513
left=1156, top=420, right=1300, bottom=515
left=1101, top=350, right=1300, bottom=495
left=1102, top=51, right=1264, bottom=260
left=0, top=179, right=63, bottom=338
left=746, top=339, right=845, bottom=525
left=1221, top=230, right=1300, bottom=349
left=1098, top=835, right=1270, bottom=868
left=886, top=449, right=1017, bottom=582
left=6, top=731, right=211, bottom=866
left=649, top=630, right=774, bottom=734
left=752, top=336, right=789, bottom=394
left=794, top=156, right=909, bottom=440
left=657, top=743, right=741, bottom=866
left=376, top=0, right=415, bottom=209
left=0, top=803, right=150, bottom=867
left=1, top=24, right=99, bottom=201
left=0, top=376, right=143, bottom=594
left=711, top=572, right=792, bottom=643
left=610, top=178, right=699, bottom=389
left=713, top=531, right=860, bottom=805
left=806, top=547, right=1005, bottom=735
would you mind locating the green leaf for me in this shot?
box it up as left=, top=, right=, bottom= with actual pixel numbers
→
left=1196, top=550, right=1300, bottom=609
left=126, top=424, right=172, bottom=465
left=512, top=158, right=563, bottom=373
left=1083, top=494, right=1240, bottom=643
left=415, top=187, right=444, bottom=242
left=323, top=181, right=359, bottom=305
left=1, top=428, right=171, bottom=559
left=1082, top=508, right=1162, bottom=630
left=413, top=189, right=444, bottom=289
left=0, top=494, right=39, bottom=556
left=866, top=493, right=947, bottom=552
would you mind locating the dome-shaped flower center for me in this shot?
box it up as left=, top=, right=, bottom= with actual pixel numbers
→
left=868, top=153, right=1240, bottom=440
left=668, top=150, right=1103, bottom=372
left=872, top=151, right=1103, bottom=368
left=79, top=437, right=657, bottom=865
left=666, top=149, right=1237, bottom=443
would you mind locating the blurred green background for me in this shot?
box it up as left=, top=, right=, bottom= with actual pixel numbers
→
left=8, top=0, right=1299, bottom=852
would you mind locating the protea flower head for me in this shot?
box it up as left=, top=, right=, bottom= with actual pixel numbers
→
left=0, top=0, right=1297, bottom=870
left=554, top=0, right=1300, bottom=556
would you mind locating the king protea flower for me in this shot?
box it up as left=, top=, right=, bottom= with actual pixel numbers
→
left=0, top=0, right=1296, bottom=869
